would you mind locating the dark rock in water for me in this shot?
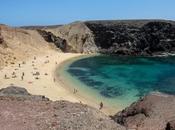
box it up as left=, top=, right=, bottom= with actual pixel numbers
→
left=111, top=92, right=175, bottom=130
left=0, top=86, right=125, bottom=130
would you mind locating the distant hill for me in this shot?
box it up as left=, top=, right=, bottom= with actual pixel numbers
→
left=20, top=24, right=63, bottom=30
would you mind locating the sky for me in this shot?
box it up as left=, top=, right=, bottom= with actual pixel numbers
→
left=0, top=0, right=175, bottom=26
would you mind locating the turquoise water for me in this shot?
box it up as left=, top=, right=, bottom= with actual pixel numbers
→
left=59, top=55, right=175, bottom=110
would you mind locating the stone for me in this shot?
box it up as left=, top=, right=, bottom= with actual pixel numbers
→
left=37, top=29, right=67, bottom=52
left=166, top=120, right=175, bottom=130
left=0, top=86, right=49, bottom=101
left=112, top=92, right=175, bottom=130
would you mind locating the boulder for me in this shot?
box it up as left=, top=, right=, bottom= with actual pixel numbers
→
left=0, top=86, right=49, bottom=101
left=112, top=92, right=175, bottom=130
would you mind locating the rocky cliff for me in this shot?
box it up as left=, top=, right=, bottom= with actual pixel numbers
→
left=43, top=20, right=175, bottom=55
left=112, top=92, right=175, bottom=130
left=37, top=29, right=67, bottom=52
left=44, top=22, right=98, bottom=53
left=0, top=86, right=125, bottom=130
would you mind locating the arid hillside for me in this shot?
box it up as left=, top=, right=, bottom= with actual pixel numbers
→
left=0, top=24, right=58, bottom=68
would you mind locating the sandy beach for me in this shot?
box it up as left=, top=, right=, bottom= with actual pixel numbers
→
left=0, top=50, right=117, bottom=115
left=0, top=50, right=82, bottom=101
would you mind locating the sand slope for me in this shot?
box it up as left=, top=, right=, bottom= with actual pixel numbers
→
left=0, top=24, right=57, bottom=68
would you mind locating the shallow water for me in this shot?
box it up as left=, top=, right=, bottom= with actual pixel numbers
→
left=58, top=55, right=175, bottom=110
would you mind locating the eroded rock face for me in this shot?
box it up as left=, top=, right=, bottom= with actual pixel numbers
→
left=0, top=35, right=3, bottom=44
left=43, top=22, right=99, bottom=53
left=0, top=29, right=7, bottom=48
left=85, top=20, right=175, bottom=55
left=37, top=29, right=67, bottom=52
left=112, top=92, right=175, bottom=130
left=0, top=86, right=125, bottom=130
left=25, top=20, right=175, bottom=55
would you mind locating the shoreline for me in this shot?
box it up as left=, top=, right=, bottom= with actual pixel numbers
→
left=55, top=55, right=122, bottom=115
left=0, top=50, right=118, bottom=115
left=1, top=50, right=175, bottom=116
left=0, top=50, right=82, bottom=102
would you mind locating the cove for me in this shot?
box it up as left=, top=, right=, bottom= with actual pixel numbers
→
left=58, top=55, right=175, bottom=111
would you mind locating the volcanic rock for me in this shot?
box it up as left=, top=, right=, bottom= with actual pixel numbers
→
left=112, top=92, right=175, bottom=130
left=43, top=20, right=175, bottom=56
left=37, top=29, right=67, bottom=52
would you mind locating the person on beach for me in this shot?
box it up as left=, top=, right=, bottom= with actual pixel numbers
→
left=12, top=72, right=15, bottom=75
left=99, top=102, right=103, bottom=110
left=73, top=89, right=78, bottom=94
left=53, top=78, right=56, bottom=82
left=4, top=74, right=7, bottom=79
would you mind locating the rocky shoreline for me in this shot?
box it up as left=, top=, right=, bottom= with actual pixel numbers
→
left=112, top=92, right=175, bottom=130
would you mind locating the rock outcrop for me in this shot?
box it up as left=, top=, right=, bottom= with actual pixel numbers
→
left=37, top=29, right=67, bottom=52
left=85, top=20, right=175, bottom=55
left=0, top=33, right=7, bottom=48
left=0, top=86, right=49, bottom=101
left=44, top=22, right=99, bottom=53
left=0, top=86, right=125, bottom=130
left=112, top=92, right=175, bottom=130
left=43, top=20, right=175, bottom=55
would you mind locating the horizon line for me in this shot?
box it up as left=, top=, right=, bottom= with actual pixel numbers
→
left=1, top=18, right=175, bottom=27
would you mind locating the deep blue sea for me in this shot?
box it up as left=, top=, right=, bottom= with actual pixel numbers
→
left=59, top=55, right=175, bottom=111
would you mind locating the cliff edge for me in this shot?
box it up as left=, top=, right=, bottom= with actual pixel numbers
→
left=112, top=92, right=175, bottom=130
left=43, top=20, right=175, bottom=55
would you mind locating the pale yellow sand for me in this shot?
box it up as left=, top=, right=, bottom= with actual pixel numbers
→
left=0, top=50, right=80, bottom=101
left=0, top=50, right=117, bottom=115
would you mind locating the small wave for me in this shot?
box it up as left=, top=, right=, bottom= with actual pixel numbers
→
left=70, top=67, right=89, bottom=71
